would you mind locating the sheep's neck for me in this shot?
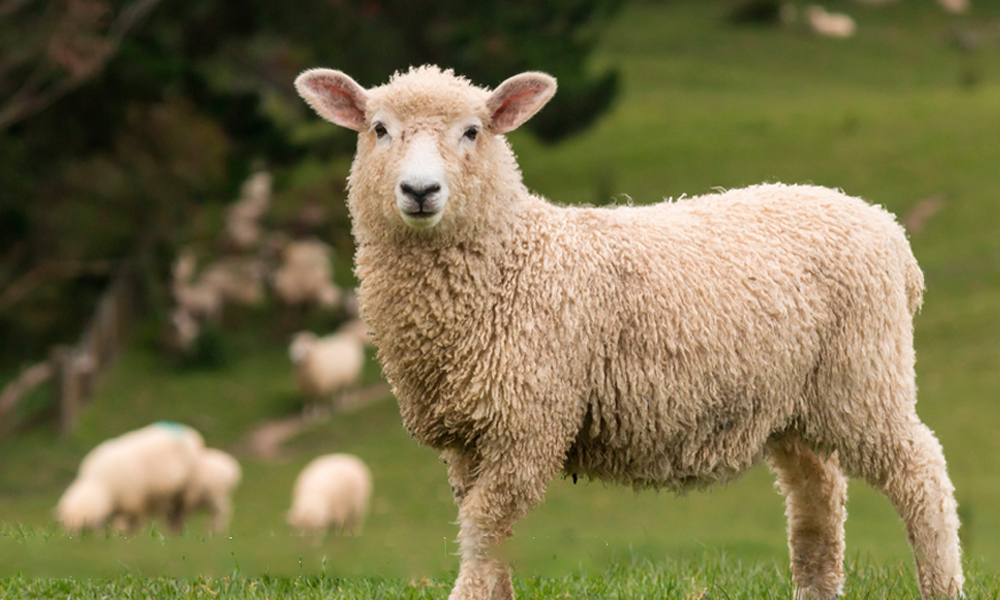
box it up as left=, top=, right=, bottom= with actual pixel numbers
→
left=353, top=201, right=554, bottom=449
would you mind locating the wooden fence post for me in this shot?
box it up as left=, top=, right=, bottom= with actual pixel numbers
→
left=51, top=344, right=81, bottom=436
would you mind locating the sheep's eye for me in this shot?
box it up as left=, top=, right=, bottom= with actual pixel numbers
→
left=373, top=122, right=388, bottom=138
left=463, top=126, right=478, bottom=141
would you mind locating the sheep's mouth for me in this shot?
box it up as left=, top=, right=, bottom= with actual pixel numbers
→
left=400, top=208, right=443, bottom=229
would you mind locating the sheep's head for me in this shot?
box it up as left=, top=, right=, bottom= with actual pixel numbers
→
left=55, top=479, right=113, bottom=533
left=295, top=65, right=556, bottom=238
left=289, top=331, right=318, bottom=363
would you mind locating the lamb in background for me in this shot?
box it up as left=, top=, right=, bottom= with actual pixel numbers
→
left=286, top=453, right=372, bottom=534
left=806, top=5, right=856, bottom=38
left=225, top=171, right=272, bottom=251
left=56, top=422, right=204, bottom=533
left=56, top=423, right=242, bottom=534
left=295, top=65, right=964, bottom=600
left=289, top=323, right=368, bottom=416
left=272, top=239, right=342, bottom=309
left=182, top=447, right=242, bottom=534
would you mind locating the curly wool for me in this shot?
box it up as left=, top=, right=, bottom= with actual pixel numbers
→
left=297, top=65, right=963, bottom=600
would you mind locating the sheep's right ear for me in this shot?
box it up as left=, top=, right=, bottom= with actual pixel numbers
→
left=487, top=72, right=557, bottom=134
left=295, top=69, right=368, bottom=132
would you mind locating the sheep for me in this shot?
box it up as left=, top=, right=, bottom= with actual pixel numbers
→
left=225, top=171, right=272, bottom=250
left=937, top=0, right=969, bottom=14
left=289, top=327, right=366, bottom=416
left=56, top=422, right=204, bottom=533
left=806, top=5, right=856, bottom=38
left=286, top=453, right=372, bottom=534
left=294, top=65, right=964, bottom=600
left=171, top=249, right=224, bottom=323
left=182, top=447, right=242, bottom=534
left=271, top=238, right=342, bottom=309
left=199, top=258, right=267, bottom=307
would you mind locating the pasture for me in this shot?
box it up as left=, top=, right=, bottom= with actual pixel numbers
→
left=2, top=0, right=999, bottom=595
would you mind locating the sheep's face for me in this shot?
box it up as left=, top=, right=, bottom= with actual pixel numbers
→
left=295, top=66, right=556, bottom=236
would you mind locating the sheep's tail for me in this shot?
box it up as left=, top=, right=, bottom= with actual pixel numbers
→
left=904, top=252, right=925, bottom=316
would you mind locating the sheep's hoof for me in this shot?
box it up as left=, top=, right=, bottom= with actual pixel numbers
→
left=449, top=561, right=514, bottom=600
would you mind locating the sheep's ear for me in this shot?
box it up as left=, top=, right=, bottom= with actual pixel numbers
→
left=486, top=72, right=557, bottom=134
left=295, top=69, right=368, bottom=132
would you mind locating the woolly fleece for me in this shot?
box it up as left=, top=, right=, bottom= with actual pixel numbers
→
left=286, top=453, right=372, bottom=534
left=295, top=65, right=964, bottom=600
left=57, top=423, right=204, bottom=532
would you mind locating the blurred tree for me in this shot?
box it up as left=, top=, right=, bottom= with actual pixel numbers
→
left=0, top=0, right=624, bottom=366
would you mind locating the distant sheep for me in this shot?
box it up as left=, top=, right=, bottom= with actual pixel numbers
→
left=272, top=239, right=342, bottom=309
left=807, top=5, right=856, bottom=38
left=182, top=447, right=242, bottom=534
left=295, top=65, right=965, bottom=599
left=937, top=0, right=969, bottom=14
left=287, top=453, right=372, bottom=534
left=200, top=258, right=266, bottom=307
left=171, top=249, right=223, bottom=323
left=56, top=422, right=204, bottom=533
left=289, top=328, right=366, bottom=414
left=226, top=171, right=272, bottom=250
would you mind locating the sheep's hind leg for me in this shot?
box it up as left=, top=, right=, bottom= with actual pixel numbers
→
left=769, top=437, right=848, bottom=600
left=843, top=420, right=964, bottom=600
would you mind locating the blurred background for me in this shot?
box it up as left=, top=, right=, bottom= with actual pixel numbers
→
left=1, top=0, right=998, bottom=581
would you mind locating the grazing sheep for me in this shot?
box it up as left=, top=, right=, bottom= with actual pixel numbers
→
left=294, top=65, right=964, bottom=600
left=56, top=422, right=204, bottom=533
left=272, top=239, right=342, bottom=309
left=182, top=447, right=242, bottom=534
left=806, top=5, right=856, bottom=38
left=287, top=453, right=372, bottom=534
left=289, top=328, right=366, bottom=414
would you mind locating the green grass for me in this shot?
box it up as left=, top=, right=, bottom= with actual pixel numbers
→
left=3, top=0, right=1000, bottom=594
left=0, top=553, right=998, bottom=598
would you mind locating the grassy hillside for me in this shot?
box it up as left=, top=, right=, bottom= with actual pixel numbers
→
left=2, top=0, right=999, bottom=590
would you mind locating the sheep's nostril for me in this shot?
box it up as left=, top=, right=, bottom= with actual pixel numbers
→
left=400, top=182, right=441, bottom=206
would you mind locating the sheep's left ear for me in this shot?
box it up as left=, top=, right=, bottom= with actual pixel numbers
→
left=486, top=72, right=557, bottom=134
left=295, top=68, right=368, bottom=132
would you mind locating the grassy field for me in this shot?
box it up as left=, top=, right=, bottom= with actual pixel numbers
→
left=3, top=0, right=1000, bottom=595
left=0, top=555, right=998, bottom=599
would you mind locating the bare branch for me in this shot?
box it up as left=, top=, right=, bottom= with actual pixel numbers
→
left=0, top=0, right=165, bottom=131
left=0, top=259, right=116, bottom=313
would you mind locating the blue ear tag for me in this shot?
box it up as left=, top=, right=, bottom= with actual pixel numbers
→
left=154, top=421, right=188, bottom=437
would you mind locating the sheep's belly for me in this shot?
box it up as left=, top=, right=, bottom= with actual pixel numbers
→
left=562, top=420, right=774, bottom=492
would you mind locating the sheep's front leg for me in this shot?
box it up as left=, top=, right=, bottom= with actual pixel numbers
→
left=449, top=472, right=523, bottom=600
left=443, top=448, right=479, bottom=505
left=447, top=442, right=562, bottom=600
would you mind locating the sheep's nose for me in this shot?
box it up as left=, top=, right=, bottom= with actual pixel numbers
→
left=400, top=182, right=441, bottom=207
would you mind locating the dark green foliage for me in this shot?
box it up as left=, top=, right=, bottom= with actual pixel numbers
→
left=0, top=0, right=623, bottom=371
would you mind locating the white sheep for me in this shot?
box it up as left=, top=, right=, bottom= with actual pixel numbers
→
left=286, top=453, right=372, bottom=534
left=170, top=307, right=200, bottom=352
left=272, top=238, right=342, bottom=309
left=295, top=65, right=964, bottom=600
left=171, top=249, right=224, bottom=323
left=289, top=328, right=366, bottom=415
left=182, top=447, right=242, bottom=534
left=200, top=258, right=266, bottom=306
left=807, top=6, right=856, bottom=38
left=937, top=0, right=969, bottom=14
left=226, top=171, right=272, bottom=250
left=56, top=422, right=204, bottom=533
